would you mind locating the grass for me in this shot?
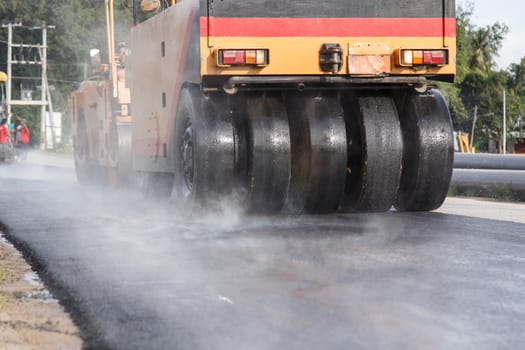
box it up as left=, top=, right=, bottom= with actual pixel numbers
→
left=450, top=184, right=523, bottom=202
left=447, top=185, right=459, bottom=197
left=492, top=185, right=521, bottom=202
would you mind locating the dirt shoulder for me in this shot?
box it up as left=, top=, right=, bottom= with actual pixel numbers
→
left=0, top=233, right=82, bottom=350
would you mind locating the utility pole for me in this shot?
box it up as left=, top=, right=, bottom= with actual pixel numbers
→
left=503, top=89, right=507, bottom=154
left=40, top=25, right=48, bottom=149
left=1, top=23, right=55, bottom=148
left=2, top=22, right=22, bottom=124
left=470, top=107, right=493, bottom=153
left=470, top=105, right=478, bottom=151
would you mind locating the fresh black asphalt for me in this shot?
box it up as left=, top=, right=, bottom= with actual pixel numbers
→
left=0, top=159, right=524, bottom=349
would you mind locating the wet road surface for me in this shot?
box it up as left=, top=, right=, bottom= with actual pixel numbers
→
left=0, top=155, right=524, bottom=349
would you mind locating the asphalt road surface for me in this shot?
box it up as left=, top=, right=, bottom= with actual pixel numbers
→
left=1, top=153, right=524, bottom=350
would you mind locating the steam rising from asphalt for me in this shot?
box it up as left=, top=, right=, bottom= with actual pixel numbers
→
left=2, top=151, right=500, bottom=349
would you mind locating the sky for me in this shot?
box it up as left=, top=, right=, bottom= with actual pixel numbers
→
left=457, top=0, right=525, bottom=69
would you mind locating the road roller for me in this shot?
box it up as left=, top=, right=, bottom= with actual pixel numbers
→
left=71, top=0, right=133, bottom=186
left=72, top=0, right=456, bottom=214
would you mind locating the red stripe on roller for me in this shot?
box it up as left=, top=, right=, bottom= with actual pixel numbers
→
left=201, top=17, right=456, bottom=37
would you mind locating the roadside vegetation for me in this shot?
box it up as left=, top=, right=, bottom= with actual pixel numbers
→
left=449, top=183, right=524, bottom=202
left=442, top=2, right=525, bottom=153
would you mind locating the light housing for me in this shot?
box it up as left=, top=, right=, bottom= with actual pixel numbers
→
left=397, top=49, right=449, bottom=67
left=217, top=49, right=269, bottom=67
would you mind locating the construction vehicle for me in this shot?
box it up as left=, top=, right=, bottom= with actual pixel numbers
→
left=72, top=0, right=456, bottom=214
left=71, top=1, right=132, bottom=185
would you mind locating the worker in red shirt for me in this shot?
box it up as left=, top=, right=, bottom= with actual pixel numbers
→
left=0, top=118, right=9, bottom=161
left=19, top=119, right=30, bottom=144
left=17, top=118, right=30, bottom=160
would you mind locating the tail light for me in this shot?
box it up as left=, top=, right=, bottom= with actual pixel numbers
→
left=398, top=49, right=448, bottom=66
left=217, top=49, right=269, bottom=67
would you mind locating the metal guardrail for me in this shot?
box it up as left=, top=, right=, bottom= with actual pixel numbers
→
left=454, top=153, right=525, bottom=171
left=452, top=153, right=525, bottom=200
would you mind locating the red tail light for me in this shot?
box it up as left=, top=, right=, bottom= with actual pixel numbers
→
left=398, top=49, right=448, bottom=66
left=217, top=49, right=269, bottom=67
left=221, top=50, right=246, bottom=65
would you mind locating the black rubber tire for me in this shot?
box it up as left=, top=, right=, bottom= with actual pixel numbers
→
left=394, top=89, right=454, bottom=212
left=171, top=88, right=235, bottom=212
left=245, top=95, right=291, bottom=214
left=107, top=123, right=133, bottom=187
left=340, top=93, right=403, bottom=212
left=73, top=112, right=89, bottom=184
left=73, top=114, right=103, bottom=185
left=285, top=92, right=347, bottom=214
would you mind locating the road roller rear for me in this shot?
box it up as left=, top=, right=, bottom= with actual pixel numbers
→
left=75, top=0, right=456, bottom=214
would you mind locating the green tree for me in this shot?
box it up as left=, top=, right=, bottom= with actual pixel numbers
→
left=469, top=24, right=508, bottom=74
left=446, top=1, right=516, bottom=152
left=506, top=56, right=525, bottom=145
left=1, top=0, right=133, bottom=147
